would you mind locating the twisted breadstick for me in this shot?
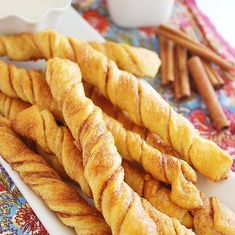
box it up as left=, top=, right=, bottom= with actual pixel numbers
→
left=9, top=104, right=91, bottom=197
left=9, top=100, right=235, bottom=234
left=0, top=91, right=30, bottom=120
left=0, top=85, right=90, bottom=196
left=103, top=112, right=201, bottom=209
left=45, top=57, right=194, bottom=234
left=0, top=57, right=171, bottom=156
left=12, top=104, right=194, bottom=228
left=68, top=37, right=232, bottom=182
left=0, top=34, right=160, bottom=78
left=0, top=118, right=111, bottom=235
left=84, top=83, right=176, bottom=156
left=0, top=59, right=201, bottom=209
left=192, top=193, right=235, bottom=235
left=0, top=30, right=231, bottom=181
left=85, top=85, right=201, bottom=210
left=122, top=161, right=193, bottom=228
left=0, top=60, right=62, bottom=120
left=89, top=41, right=160, bottom=78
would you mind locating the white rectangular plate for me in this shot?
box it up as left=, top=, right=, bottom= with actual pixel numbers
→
left=1, top=6, right=235, bottom=235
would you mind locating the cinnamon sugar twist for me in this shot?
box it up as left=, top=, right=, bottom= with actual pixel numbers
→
left=12, top=104, right=91, bottom=197
left=84, top=84, right=176, bottom=156
left=122, top=161, right=193, bottom=228
left=0, top=118, right=111, bottom=235
left=103, top=112, right=201, bottom=209
left=89, top=41, right=160, bottom=78
left=2, top=93, right=234, bottom=234
left=0, top=60, right=62, bottom=120
left=0, top=33, right=160, bottom=78
left=192, top=193, right=235, bottom=235
left=45, top=57, right=194, bottom=235
left=0, top=30, right=231, bottom=181
left=0, top=92, right=90, bottom=197
left=0, top=59, right=201, bottom=210
left=11, top=104, right=193, bottom=228
left=0, top=91, right=30, bottom=120
left=0, top=74, right=235, bottom=235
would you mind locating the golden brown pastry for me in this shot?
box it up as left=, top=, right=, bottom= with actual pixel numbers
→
left=0, top=59, right=201, bottom=210
left=12, top=103, right=194, bottom=228
left=8, top=98, right=235, bottom=234
left=84, top=83, right=176, bottom=156
left=68, top=37, right=232, bottom=182
left=122, top=161, right=193, bottom=228
left=11, top=104, right=91, bottom=197
left=0, top=118, right=111, bottom=235
left=45, top=57, right=194, bottom=234
left=0, top=60, right=62, bottom=120
left=192, top=193, right=235, bottom=235
left=0, top=57, right=172, bottom=156
left=3, top=93, right=235, bottom=234
left=0, top=34, right=160, bottom=78
left=0, top=30, right=231, bottom=181
left=36, top=143, right=70, bottom=180
left=89, top=41, right=161, bottom=78
left=0, top=91, right=30, bottom=120
left=103, top=112, right=202, bottom=209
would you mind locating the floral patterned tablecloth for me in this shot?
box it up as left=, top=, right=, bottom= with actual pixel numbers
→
left=0, top=0, right=234, bottom=234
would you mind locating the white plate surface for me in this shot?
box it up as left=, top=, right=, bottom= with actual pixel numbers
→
left=0, top=6, right=235, bottom=235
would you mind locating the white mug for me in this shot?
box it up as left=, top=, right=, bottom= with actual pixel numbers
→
left=107, top=0, right=174, bottom=28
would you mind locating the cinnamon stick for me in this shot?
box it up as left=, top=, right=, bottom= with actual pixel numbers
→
left=203, top=62, right=220, bottom=89
left=176, top=45, right=190, bottom=98
left=159, top=35, right=168, bottom=85
left=174, top=51, right=181, bottom=99
left=211, top=66, right=225, bottom=87
left=158, top=24, right=234, bottom=71
left=188, top=56, right=229, bottom=131
left=166, top=40, right=175, bottom=83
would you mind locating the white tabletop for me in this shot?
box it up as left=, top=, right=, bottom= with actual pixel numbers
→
left=196, top=0, right=235, bottom=48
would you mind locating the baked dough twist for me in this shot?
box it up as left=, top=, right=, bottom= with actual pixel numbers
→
left=122, top=161, right=193, bottom=228
left=68, top=37, right=232, bottom=182
left=45, top=57, right=194, bottom=235
left=0, top=34, right=160, bottom=78
left=12, top=104, right=193, bottom=228
left=0, top=91, right=30, bottom=120
left=84, top=83, right=176, bottom=156
left=0, top=89, right=87, bottom=198
left=192, top=193, right=235, bottom=235
left=3, top=94, right=234, bottom=234
left=0, top=57, right=172, bottom=156
left=0, top=30, right=231, bottom=181
left=89, top=41, right=161, bottom=78
left=9, top=104, right=91, bottom=197
left=0, top=60, right=62, bottom=120
left=0, top=118, right=111, bottom=235
left=103, top=112, right=201, bottom=209
left=9, top=101, right=235, bottom=235
left=0, top=59, right=201, bottom=209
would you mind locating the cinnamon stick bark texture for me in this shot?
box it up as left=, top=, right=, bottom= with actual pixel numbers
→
left=211, top=66, right=225, bottom=88
left=174, top=51, right=182, bottom=99
left=159, top=35, right=168, bottom=85
left=158, top=24, right=234, bottom=71
left=175, top=45, right=190, bottom=98
left=166, top=40, right=175, bottom=83
left=188, top=56, right=229, bottom=131
left=203, top=62, right=220, bottom=89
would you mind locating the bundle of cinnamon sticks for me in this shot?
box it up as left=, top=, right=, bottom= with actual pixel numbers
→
left=157, top=24, right=234, bottom=131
